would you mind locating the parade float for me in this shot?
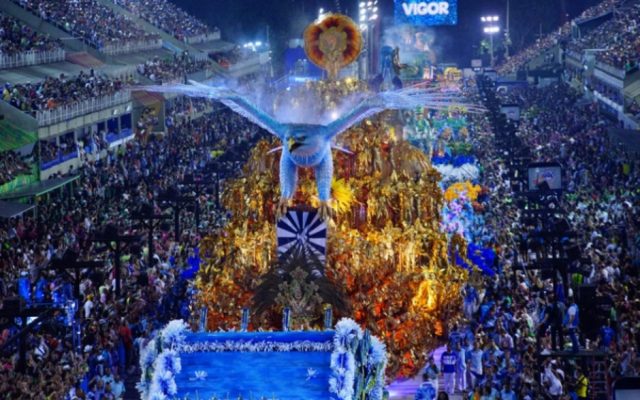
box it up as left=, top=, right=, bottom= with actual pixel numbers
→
left=138, top=13, right=484, bottom=400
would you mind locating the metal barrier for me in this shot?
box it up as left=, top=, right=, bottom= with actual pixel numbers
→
left=595, top=61, right=626, bottom=80
left=35, top=91, right=131, bottom=127
left=0, top=48, right=66, bottom=69
left=228, top=53, right=264, bottom=73
left=185, top=31, right=221, bottom=45
left=192, top=52, right=210, bottom=62
left=100, top=39, right=163, bottom=56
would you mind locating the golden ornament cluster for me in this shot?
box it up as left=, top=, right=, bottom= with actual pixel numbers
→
left=196, top=113, right=471, bottom=378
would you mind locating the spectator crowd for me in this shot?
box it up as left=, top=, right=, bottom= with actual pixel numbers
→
left=0, top=12, right=62, bottom=57
left=137, top=53, right=210, bottom=83
left=0, top=150, right=31, bottom=185
left=113, top=0, right=215, bottom=42
left=1, top=70, right=131, bottom=116
left=0, top=105, right=267, bottom=399
left=428, top=78, right=640, bottom=400
left=0, top=1, right=639, bottom=399
left=497, top=0, right=630, bottom=74
left=39, top=132, right=79, bottom=165
left=568, top=1, right=640, bottom=71
left=14, top=0, right=160, bottom=52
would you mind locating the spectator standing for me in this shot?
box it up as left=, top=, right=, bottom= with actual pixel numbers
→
left=550, top=296, right=566, bottom=351
left=536, top=295, right=552, bottom=353
left=440, top=344, right=458, bottom=395
left=575, top=365, right=589, bottom=400
left=463, top=283, right=479, bottom=319
left=543, top=360, right=563, bottom=399
left=455, top=341, right=467, bottom=392
left=500, top=381, right=517, bottom=400
left=564, top=296, right=580, bottom=352
left=423, top=355, right=439, bottom=395
left=468, top=342, right=484, bottom=389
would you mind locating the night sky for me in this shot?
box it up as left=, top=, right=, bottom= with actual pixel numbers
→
left=175, top=0, right=601, bottom=66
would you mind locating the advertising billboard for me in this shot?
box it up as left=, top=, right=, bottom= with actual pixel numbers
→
left=395, top=0, right=458, bottom=26
left=500, top=104, right=521, bottom=121
left=380, top=25, right=438, bottom=81
left=528, top=162, right=562, bottom=191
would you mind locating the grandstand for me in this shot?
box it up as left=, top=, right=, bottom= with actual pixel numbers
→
left=496, top=0, right=640, bottom=131
left=0, top=0, right=270, bottom=181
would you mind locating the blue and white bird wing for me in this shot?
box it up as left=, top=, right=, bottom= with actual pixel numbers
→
left=135, top=80, right=285, bottom=139
left=323, top=87, right=484, bottom=141
left=323, top=98, right=383, bottom=141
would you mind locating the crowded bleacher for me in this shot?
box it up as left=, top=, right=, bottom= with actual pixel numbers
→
left=0, top=12, right=61, bottom=57
left=112, top=0, right=216, bottom=42
left=136, top=53, right=210, bottom=83
left=567, top=1, right=640, bottom=71
left=595, top=3, right=640, bottom=69
left=2, top=70, right=130, bottom=116
left=14, top=0, right=161, bottom=53
left=497, top=0, right=627, bottom=75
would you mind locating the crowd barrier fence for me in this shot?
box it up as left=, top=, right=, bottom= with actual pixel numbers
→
left=0, top=48, right=66, bottom=69
left=36, top=91, right=131, bottom=126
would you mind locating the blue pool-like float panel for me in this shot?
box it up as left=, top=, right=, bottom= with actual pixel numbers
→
left=174, top=331, right=335, bottom=400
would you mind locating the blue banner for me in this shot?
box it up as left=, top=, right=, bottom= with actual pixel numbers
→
left=395, top=0, right=458, bottom=26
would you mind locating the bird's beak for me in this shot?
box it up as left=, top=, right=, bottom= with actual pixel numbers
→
left=288, top=137, right=303, bottom=152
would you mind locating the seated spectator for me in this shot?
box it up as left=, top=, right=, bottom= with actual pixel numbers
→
left=0, top=12, right=62, bottom=56
left=15, top=0, right=160, bottom=52
left=137, top=53, right=210, bottom=83
left=113, top=0, right=214, bottom=42
left=1, top=70, right=132, bottom=117
left=0, top=150, right=31, bottom=184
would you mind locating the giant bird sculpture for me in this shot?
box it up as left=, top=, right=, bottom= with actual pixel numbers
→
left=138, top=81, right=481, bottom=219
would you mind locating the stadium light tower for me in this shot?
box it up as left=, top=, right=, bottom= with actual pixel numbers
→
left=504, top=0, right=511, bottom=59
left=359, top=0, right=379, bottom=79
left=481, top=15, right=500, bottom=68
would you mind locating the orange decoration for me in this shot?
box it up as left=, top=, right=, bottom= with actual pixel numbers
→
left=304, top=14, right=362, bottom=80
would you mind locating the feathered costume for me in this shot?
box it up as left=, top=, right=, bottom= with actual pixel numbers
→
left=137, top=81, right=482, bottom=219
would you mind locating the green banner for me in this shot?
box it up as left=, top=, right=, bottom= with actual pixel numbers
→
left=0, top=120, right=37, bottom=152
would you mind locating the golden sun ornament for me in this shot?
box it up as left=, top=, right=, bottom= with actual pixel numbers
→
left=304, top=14, right=362, bottom=80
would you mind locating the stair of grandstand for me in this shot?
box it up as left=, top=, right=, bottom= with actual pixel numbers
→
left=589, top=358, right=609, bottom=399
left=624, top=74, right=640, bottom=102
left=65, top=52, right=104, bottom=69
left=94, top=0, right=227, bottom=75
